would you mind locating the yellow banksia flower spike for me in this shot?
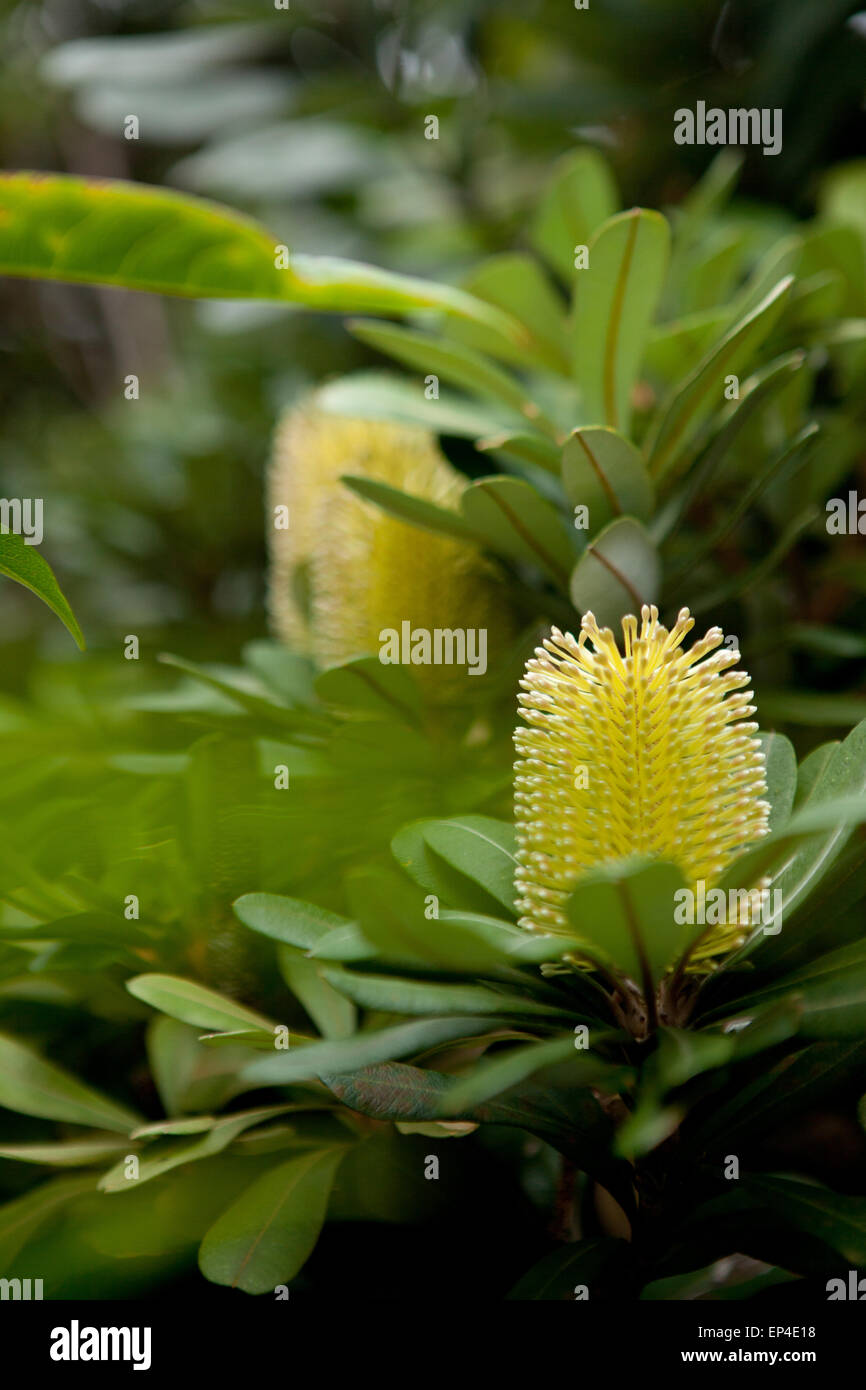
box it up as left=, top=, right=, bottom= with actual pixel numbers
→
left=267, top=401, right=514, bottom=694
left=514, top=606, right=771, bottom=969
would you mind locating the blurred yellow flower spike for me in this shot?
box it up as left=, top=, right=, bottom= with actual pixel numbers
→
left=268, top=403, right=515, bottom=697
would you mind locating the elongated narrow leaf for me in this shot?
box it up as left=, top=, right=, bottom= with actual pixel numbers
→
left=198, top=1146, right=347, bottom=1293
left=319, top=966, right=563, bottom=1019
left=0, top=173, right=525, bottom=339
left=421, top=816, right=518, bottom=915
left=574, top=209, right=670, bottom=433
left=316, top=370, right=511, bottom=438
left=278, top=948, right=356, bottom=1040
left=126, top=973, right=275, bottom=1036
left=99, top=1106, right=289, bottom=1193
left=0, top=531, right=84, bottom=649
left=454, top=253, right=571, bottom=373
left=0, top=1033, right=139, bottom=1133
left=241, top=1016, right=499, bottom=1086
left=508, top=1237, right=629, bottom=1300
left=656, top=350, right=807, bottom=544
left=566, top=859, right=691, bottom=985
left=0, top=1137, right=127, bottom=1167
left=349, top=320, right=554, bottom=434
left=647, top=277, right=794, bottom=482
left=338, top=474, right=474, bottom=541
left=234, top=893, right=351, bottom=951
left=569, top=516, right=660, bottom=628
left=531, top=149, right=619, bottom=282
left=759, top=731, right=798, bottom=832
left=0, top=1175, right=95, bottom=1267
left=741, top=1175, right=866, bottom=1265
left=477, top=431, right=561, bottom=474
left=439, top=1038, right=632, bottom=1113
left=459, top=477, right=574, bottom=585
left=314, top=656, right=422, bottom=724
left=561, top=426, right=654, bottom=533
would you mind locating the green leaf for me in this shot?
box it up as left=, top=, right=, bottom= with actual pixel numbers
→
left=240, top=1017, right=499, bottom=1086
left=656, top=351, right=807, bottom=543
left=99, top=1106, right=290, bottom=1193
left=0, top=1033, right=139, bottom=1133
left=455, top=253, right=571, bottom=374
left=0, top=1137, right=127, bottom=1167
left=337, top=474, right=474, bottom=542
left=316, top=370, right=511, bottom=439
left=322, top=1063, right=633, bottom=1208
left=198, top=1146, right=348, bottom=1294
left=321, top=1063, right=458, bottom=1121
left=668, top=423, right=818, bottom=580
left=561, top=426, right=654, bottom=532
left=126, top=974, right=275, bottom=1036
left=476, top=431, right=562, bottom=475
left=718, top=946, right=866, bottom=1040
left=392, top=819, right=521, bottom=920
left=573, top=209, right=670, bottom=434
left=755, top=692, right=866, bottom=726
left=348, top=320, right=554, bottom=435
left=421, top=816, right=518, bottom=915
left=740, top=1175, right=866, bottom=1266
left=0, top=173, right=525, bottom=339
left=531, top=149, right=619, bottom=282
left=647, top=277, right=794, bottom=483
left=565, top=858, right=691, bottom=985
left=507, top=1237, right=629, bottom=1301
left=277, top=948, right=356, bottom=1041
left=234, top=893, right=352, bottom=951
left=319, top=966, right=564, bottom=1020
left=759, top=730, right=798, bottom=832
left=438, top=1037, right=632, bottom=1113
left=685, top=1040, right=866, bottom=1151
left=314, top=656, right=421, bottom=724
left=569, top=516, right=660, bottom=628
left=459, top=476, right=574, bottom=584
left=0, top=531, right=84, bottom=649
left=0, top=1175, right=96, bottom=1267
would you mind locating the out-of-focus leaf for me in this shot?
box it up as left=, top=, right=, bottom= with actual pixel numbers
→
left=0, top=532, right=84, bottom=650
left=240, top=1017, right=499, bottom=1086
left=314, top=656, right=422, bottom=724
left=319, top=966, right=564, bottom=1020
left=99, top=1106, right=290, bottom=1193
left=349, top=319, right=555, bottom=434
left=569, top=517, right=660, bottom=628
left=0, top=1034, right=139, bottom=1133
left=198, top=1146, right=348, bottom=1294
left=0, top=174, right=525, bottom=339
left=573, top=209, right=670, bottom=433
left=507, top=1237, right=629, bottom=1301
left=234, top=893, right=349, bottom=951
left=647, top=277, right=794, bottom=483
left=740, top=1175, right=866, bottom=1266
left=561, top=426, right=654, bottom=532
left=0, top=1137, right=127, bottom=1167
left=338, top=474, right=474, bottom=541
left=126, top=974, right=275, bottom=1036
left=531, top=149, right=618, bottom=282
left=566, top=858, right=691, bottom=985
left=421, top=816, right=518, bottom=915
left=759, top=730, right=798, bottom=832
left=459, top=476, right=574, bottom=584
left=278, top=948, right=356, bottom=1041
left=0, top=1175, right=96, bottom=1267
left=316, top=371, right=512, bottom=438
left=455, top=253, right=570, bottom=373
